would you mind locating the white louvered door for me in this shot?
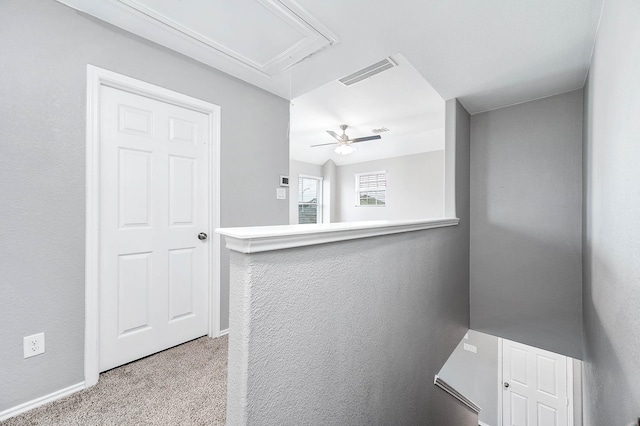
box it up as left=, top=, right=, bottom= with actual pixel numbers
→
left=99, top=86, right=209, bottom=371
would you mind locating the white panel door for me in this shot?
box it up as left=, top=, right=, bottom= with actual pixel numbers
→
left=99, top=86, right=209, bottom=371
left=503, top=340, right=568, bottom=426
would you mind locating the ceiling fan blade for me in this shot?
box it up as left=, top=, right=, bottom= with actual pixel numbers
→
left=350, top=135, right=382, bottom=143
left=326, top=130, right=342, bottom=142
left=310, top=142, right=338, bottom=147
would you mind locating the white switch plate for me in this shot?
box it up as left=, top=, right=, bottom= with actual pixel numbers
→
left=276, top=188, right=287, bottom=200
left=24, top=332, right=45, bottom=358
left=463, top=343, right=477, bottom=353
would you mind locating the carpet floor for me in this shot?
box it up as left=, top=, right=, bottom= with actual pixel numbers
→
left=2, top=335, right=228, bottom=425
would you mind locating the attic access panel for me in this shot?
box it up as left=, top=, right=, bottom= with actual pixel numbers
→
left=58, top=0, right=338, bottom=76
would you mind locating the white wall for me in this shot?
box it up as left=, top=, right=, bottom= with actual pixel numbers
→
left=439, top=330, right=499, bottom=426
left=291, top=152, right=444, bottom=224
left=0, top=0, right=288, bottom=413
left=470, top=90, right=584, bottom=359
left=336, top=151, right=444, bottom=222
left=226, top=99, right=473, bottom=424
left=322, top=159, right=338, bottom=223
left=582, top=0, right=640, bottom=424
left=289, top=160, right=323, bottom=224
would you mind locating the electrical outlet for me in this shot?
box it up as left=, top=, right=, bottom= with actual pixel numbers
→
left=23, top=332, right=45, bottom=358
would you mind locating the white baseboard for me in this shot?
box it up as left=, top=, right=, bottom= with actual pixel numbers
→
left=219, top=328, right=229, bottom=336
left=478, top=421, right=491, bottom=426
left=0, top=381, right=85, bottom=421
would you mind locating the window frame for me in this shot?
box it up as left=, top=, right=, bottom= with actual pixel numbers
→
left=297, top=174, right=323, bottom=224
left=355, top=170, right=387, bottom=207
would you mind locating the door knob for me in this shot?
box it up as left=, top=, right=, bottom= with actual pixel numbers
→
left=198, top=232, right=208, bottom=241
left=504, top=382, right=510, bottom=389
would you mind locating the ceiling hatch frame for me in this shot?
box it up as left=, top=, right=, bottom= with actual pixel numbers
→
left=57, top=0, right=339, bottom=77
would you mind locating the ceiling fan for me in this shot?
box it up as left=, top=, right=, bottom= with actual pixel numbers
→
left=311, top=124, right=382, bottom=155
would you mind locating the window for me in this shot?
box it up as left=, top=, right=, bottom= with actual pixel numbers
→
left=356, top=171, right=386, bottom=206
left=298, top=175, right=323, bottom=224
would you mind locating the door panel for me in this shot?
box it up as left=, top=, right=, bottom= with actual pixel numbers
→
left=99, top=86, right=209, bottom=372
left=118, top=104, right=154, bottom=137
left=169, top=117, right=197, bottom=144
left=537, top=403, right=558, bottom=426
left=503, top=340, right=568, bottom=426
left=510, top=347, right=529, bottom=386
left=118, top=148, right=152, bottom=227
left=536, top=355, right=558, bottom=396
left=511, top=393, right=528, bottom=425
left=117, top=252, right=151, bottom=335
left=168, top=247, right=196, bottom=321
left=169, top=155, right=196, bottom=225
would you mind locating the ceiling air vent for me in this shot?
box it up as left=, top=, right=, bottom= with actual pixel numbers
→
left=338, top=58, right=397, bottom=86
left=371, top=127, right=390, bottom=134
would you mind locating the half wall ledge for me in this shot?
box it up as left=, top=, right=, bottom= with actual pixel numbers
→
left=216, top=217, right=460, bottom=254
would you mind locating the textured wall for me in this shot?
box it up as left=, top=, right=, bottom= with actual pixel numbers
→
left=582, top=0, right=640, bottom=424
left=439, top=330, right=499, bottom=425
left=226, top=99, right=473, bottom=424
left=336, top=151, right=445, bottom=222
left=470, top=90, right=584, bottom=359
left=0, top=0, right=288, bottom=412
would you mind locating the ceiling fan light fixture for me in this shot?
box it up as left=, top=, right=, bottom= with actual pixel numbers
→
left=335, top=143, right=356, bottom=155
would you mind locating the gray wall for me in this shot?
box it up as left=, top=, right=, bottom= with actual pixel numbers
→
left=582, top=0, right=640, bottom=424
left=438, top=330, right=499, bottom=426
left=470, top=90, right=584, bottom=359
left=336, top=151, right=445, bottom=222
left=288, top=159, right=323, bottom=224
left=0, top=0, right=288, bottom=412
left=226, top=99, right=474, bottom=424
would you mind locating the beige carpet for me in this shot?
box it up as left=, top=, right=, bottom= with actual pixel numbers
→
left=2, top=335, right=228, bottom=425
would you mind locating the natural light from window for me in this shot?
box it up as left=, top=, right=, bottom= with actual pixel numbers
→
left=298, top=175, right=322, bottom=224
left=355, top=171, right=386, bottom=207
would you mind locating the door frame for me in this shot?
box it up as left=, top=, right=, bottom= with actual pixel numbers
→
left=85, top=64, right=221, bottom=387
left=498, top=338, right=575, bottom=425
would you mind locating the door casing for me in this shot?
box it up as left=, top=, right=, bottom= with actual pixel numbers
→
left=85, top=64, right=221, bottom=387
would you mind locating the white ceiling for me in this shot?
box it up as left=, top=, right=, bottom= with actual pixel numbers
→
left=287, top=0, right=603, bottom=113
left=57, top=0, right=339, bottom=78
left=59, top=0, right=603, bottom=114
left=290, top=54, right=445, bottom=166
